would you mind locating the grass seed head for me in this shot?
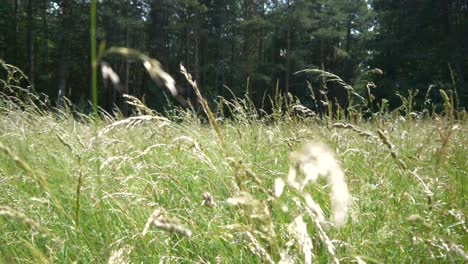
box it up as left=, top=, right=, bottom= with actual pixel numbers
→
left=142, top=209, right=192, bottom=238
left=290, top=143, right=351, bottom=226
left=288, top=215, right=313, bottom=264
left=108, top=245, right=132, bottom=264
left=202, top=192, right=216, bottom=208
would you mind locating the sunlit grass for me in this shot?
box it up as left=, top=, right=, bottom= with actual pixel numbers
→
left=0, top=89, right=466, bottom=263
left=0, top=60, right=467, bottom=263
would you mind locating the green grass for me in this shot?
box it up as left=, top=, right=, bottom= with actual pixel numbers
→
left=0, top=92, right=466, bottom=263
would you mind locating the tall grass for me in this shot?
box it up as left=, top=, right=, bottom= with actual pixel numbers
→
left=0, top=59, right=467, bottom=263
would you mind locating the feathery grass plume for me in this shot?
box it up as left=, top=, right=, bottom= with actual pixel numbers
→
left=226, top=223, right=275, bottom=264
left=333, top=123, right=377, bottom=139
left=227, top=191, right=273, bottom=230
left=292, top=193, right=341, bottom=263
left=0, top=60, right=51, bottom=114
left=273, top=143, right=350, bottom=263
left=274, top=177, right=286, bottom=198
left=296, top=68, right=366, bottom=108
left=0, top=142, right=47, bottom=189
left=301, top=194, right=327, bottom=224
left=180, top=64, right=224, bottom=147
left=244, top=231, right=275, bottom=264
left=217, top=93, right=259, bottom=123
left=101, top=62, right=121, bottom=87
left=288, top=215, right=313, bottom=264
left=366, top=82, right=376, bottom=106
left=289, top=142, right=351, bottom=226
left=172, top=136, right=217, bottom=172
left=0, top=206, right=50, bottom=236
left=226, top=188, right=276, bottom=255
left=92, top=115, right=170, bottom=141
left=103, top=47, right=180, bottom=99
left=134, top=143, right=166, bottom=159
left=423, top=237, right=468, bottom=261
left=279, top=251, right=294, bottom=264
left=0, top=59, right=31, bottom=86
left=227, top=158, right=274, bottom=198
left=99, top=156, right=132, bottom=170
left=407, top=169, right=433, bottom=197
left=0, top=59, right=32, bottom=98
left=108, top=245, right=132, bottom=264
left=368, top=68, right=384, bottom=75
left=100, top=61, right=124, bottom=94
left=142, top=209, right=192, bottom=237
left=122, top=94, right=155, bottom=116
left=291, top=104, right=317, bottom=119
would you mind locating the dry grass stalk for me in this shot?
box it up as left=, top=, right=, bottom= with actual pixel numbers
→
left=56, top=134, right=81, bottom=159
left=104, top=47, right=177, bottom=98
left=291, top=104, right=316, bottom=118
left=101, top=62, right=124, bottom=95
left=291, top=196, right=341, bottom=263
left=434, top=109, right=458, bottom=167
left=100, top=156, right=132, bottom=170
left=122, top=94, right=155, bottom=116
left=180, top=64, right=224, bottom=147
left=227, top=192, right=272, bottom=230
left=377, top=129, right=407, bottom=170
left=142, top=209, right=192, bottom=238
left=0, top=142, right=47, bottom=188
left=0, top=206, right=50, bottom=236
left=407, top=170, right=433, bottom=197
left=228, top=158, right=273, bottom=198
left=376, top=130, right=434, bottom=197
left=135, top=144, right=166, bottom=159
left=244, top=231, right=275, bottom=264
left=108, top=245, right=132, bottom=264
left=87, top=115, right=170, bottom=149
left=333, top=123, right=377, bottom=139
left=172, top=136, right=217, bottom=172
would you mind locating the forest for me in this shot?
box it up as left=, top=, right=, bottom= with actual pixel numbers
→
left=1, top=0, right=467, bottom=114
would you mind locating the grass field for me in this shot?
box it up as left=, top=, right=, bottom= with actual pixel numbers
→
left=0, top=89, right=466, bottom=264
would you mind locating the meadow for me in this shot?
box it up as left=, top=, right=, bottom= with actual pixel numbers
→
left=0, top=63, right=467, bottom=263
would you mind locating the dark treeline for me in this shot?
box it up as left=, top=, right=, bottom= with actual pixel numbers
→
left=0, top=0, right=467, bottom=114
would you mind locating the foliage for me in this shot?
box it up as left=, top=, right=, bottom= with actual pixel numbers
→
left=3, top=0, right=464, bottom=114
left=368, top=0, right=468, bottom=109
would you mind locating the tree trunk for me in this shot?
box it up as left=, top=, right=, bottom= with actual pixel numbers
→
left=42, top=0, right=49, bottom=87
left=27, top=0, right=35, bottom=88
left=12, top=0, right=18, bottom=65
left=56, top=0, right=73, bottom=107
left=284, top=0, right=291, bottom=104
left=123, top=2, right=130, bottom=116
left=229, top=29, right=236, bottom=89
left=243, top=0, right=254, bottom=78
